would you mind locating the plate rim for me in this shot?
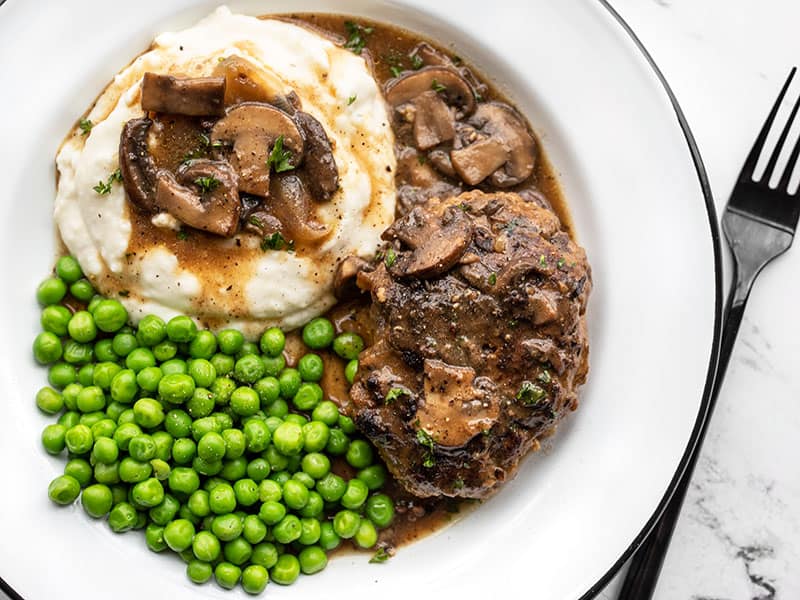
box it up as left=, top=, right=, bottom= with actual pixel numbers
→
left=0, top=1, right=723, bottom=599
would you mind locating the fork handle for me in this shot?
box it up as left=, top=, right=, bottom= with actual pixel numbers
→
left=617, top=250, right=755, bottom=600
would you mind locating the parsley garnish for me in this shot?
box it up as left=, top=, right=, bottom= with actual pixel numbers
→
left=93, top=169, right=122, bottom=195
left=431, top=79, right=447, bottom=93
left=410, top=54, right=424, bottom=70
left=194, top=176, right=220, bottom=193
left=177, top=229, right=190, bottom=241
left=488, top=273, right=497, bottom=286
left=247, top=216, right=264, bottom=228
left=344, top=21, right=373, bottom=54
left=416, top=428, right=436, bottom=468
left=537, top=370, right=552, bottom=384
left=79, top=118, right=93, bottom=135
left=503, top=218, right=520, bottom=233
left=389, top=65, right=402, bottom=78
left=260, top=232, right=295, bottom=252
left=347, top=94, right=357, bottom=106
left=516, top=380, right=547, bottom=406
left=557, top=258, right=566, bottom=269
left=384, top=387, right=408, bottom=404
left=453, top=478, right=465, bottom=490
left=369, top=548, right=391, bottom=563
left=384, top=247, right=397, bottom=268
left=267, top=135, right=295, bottom=173
left=417, top=154, right=427, bottom=165
left=539, top=254, right=547, bottom=267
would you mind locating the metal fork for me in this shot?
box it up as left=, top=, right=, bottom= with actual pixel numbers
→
left=618, top=67, right=800, bottom=600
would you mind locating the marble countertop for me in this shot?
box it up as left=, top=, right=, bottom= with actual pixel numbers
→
left=599, top=1, right=800, bottom=599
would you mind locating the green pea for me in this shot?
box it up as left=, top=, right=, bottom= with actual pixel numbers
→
left=75, top=385, right=104, bottom=413
left=133, top=366, right=160, bottom=394
left=211, top=513, right=243, bottom=541
left=192, top=416, right=222, bottom=441
left=223, top=537, right=252, bottom=565
left=164, top=519, right=196, bottom=552
left=93, top=461, right=120, bottom=485
left=69, top=278, right=95, bottom=303
left=333, top=509, right=360, bottom=539
left=37, top=277, right=67, bottom=306
left=213, top=411, right=234, bottom=431
left=316, top=473, right=346, bottom=503
left=152, top=431, right=174, bottom=461
left=126, top=347, right=156, bottom=372
left=93, top=340, right=118, bottom=364
left=185, top=388, right=214, bottom=419
left=87, top=295, right=103, bottom=313
left=210, top=377, right=236, bottom=406
left=128, top=434, right=156, bottom=461
left=234, top=354, right=265, bottom=384
left=150, top=458, right=171, bottom=481
left=187, top=358, right=216, bottom=388
left=79, top=411, right=105, bottom=427
left=118, top=457, right=151, bottom=485
left=338, top=414, right=357, bottom=434
left=58, top=409, right=81, bottom=429
left=237, top=341, right=260, bottom=359
left=153, top=340, right=178, bottom=362
left=332, top=332, right=364, bottom=361
left=188, top=330, right=217, bottom=359
left=277, top=368, right=301, bottom=399
left=158, top=373, right=195, bottom=404
left=145, top=523, right=168, bottom=552
left=293, top=382, right=322, bottom=412
left=179, top=504, right=202, bottom=526
left=217, top=329, right=244, bottom=355
left=345, top=359, right=358, bottom=384
left=250, top=542, right=279, bottom=569
left=67, top=310, right=97, bottom=343
left=136, top=315, right=167, bottom=347
left=340, top=478, right=369, bottom=510
left=298, top=545, right=328, bottom=575
left=311, top=400, right=339, bottom=426
left=297, top=353, right=324, bottom=382
left=210, top=352, right=234, bottom=376
left=209, top=482, right=237, bottom=514
left=55, top=256, right=82, bottom=283
left=192, top=530, right=221, bottom=562
left=198, top=431, right=226, bottom=462
left=300, top=452, right=331, bottom=480
left=241, top=564, right=269, bottom=594
left=284, top=413, right=308, bottom=427
left=104, top=401, right=127, bottom=422
left=230, top=387, right=259, bottom=417
left=250, top=378, right=278, bottom=408
left=258, top=500, right=286, bottom=525
left=301, top=317, right=335, bottom=350
left=272, top=514, right=302, bottom=544
left=298, top=517, right=321, bottom=545
left=270, top=554, right=300, bottom=586
left=92, top=436, right=118, bottom=464
left=92, top=299, right=128, bottom=333
left=65, top=424, right=93, bottom=454
left=35, top=386, right=63, bottom=414
left=346, top=439, right=374, bottom=469
left=303, top=421, right=329, bottom=453
left=133, top=398, right=164, bottom=428
left=271, top=421, right=303, bottom=456
left=262, top=354, right=285, bottom=377
left=264, top=416, right=283, bottom=434
left=166, top=315, right=197, bottom=343
left=41, top=423, right=67, bottom=454
left=221, top=428, right=246, bottom=459
left=64, top=458, right=93, bottom=487
left=48, top=474, right=80, bottom=505
left=247, top=458, right=271, bottom=483
left=63, top=341, right=93, bottom=366
left=187, top=489, right=211, bottom=518
left=319, top=521, right=341, bottom=551
left=270, top=471, right=291, bottom=486
left=259, top=327, right=285, bottom=358
left=168, top=467, right=200, bottom=495
left=354, top=518, right=378, bottom=549
left=233, top=479, right=259, bottom=507
left=92, top=362, right=121, bottom=390
left=292, top=471, right=315, bottom=489
left=40, top=305, right=72, bottom=337
left=242, top=514, right=267, bottom=544
left=266, top=398, right=289, bottom=419
left=214, top=562, right=241, bottom=590
left=357, top=464, right=387, bottom=491
left=282, top=479, right=309, bottom=511
left=298, top=490, right=324, bottom=519
left=172, top=437, right=196, bottom=464
left=108, top=502, right=138, bottom=533
left=113, top=422, right=142, bottom=451
left=81, top=483, right=113, bottom=518
left=112, top=332, right=138, bottom=357
left=186, top=560, right=213, bottom=584
left=33, top=332, right=63, bottom=365
left=243, top=419, right=271, bottom=453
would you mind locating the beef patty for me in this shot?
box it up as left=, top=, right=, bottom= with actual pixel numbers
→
left=346, top=190, right=591, bottom=499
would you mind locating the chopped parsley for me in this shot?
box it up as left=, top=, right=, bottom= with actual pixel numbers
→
left=384, top=387, right=408, bottom=404
left=417, top=154, right=427, bottom=165
left=93, top=169, right=122, bottom=195
left=516, top=380, right=547, bottom=406
left=537, top=370, right=552, bottom=385
left=389, top=65, right=403, bottom=78
left=266, top=135, right=295, bottom=173
left=347, top=94, right=357, bottom=106
left=410, top=54, right=424, bottom=70
left=431, top=79, right=447, bottom=93
left=503, top=218, right=520, bottom=233
left=557, top=258, right=566, bottom=269
left=193, top=176, right=220, bottom=194
left=369, top=548, right=391, bottom=564
left=453, top=478, right=465, bottom=490
left=344, top=21, right=373, bottom=55
left=247, top=216, right=264, bottom=228
left=177, top=229, right=190, bottom=241
left=539, top=254, right=547, bottom=267
left=488, top=272, right=497, bottom=286
left=260, top=232, right=295, bottom=252
left=416, top=428, right=436, bottom=468
left=384, top=247, right=397, bottom=268
left=78, top=118, right=93, bottom=135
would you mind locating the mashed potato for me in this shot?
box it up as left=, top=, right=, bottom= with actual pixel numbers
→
left=55, top=6, right=396, bottom=337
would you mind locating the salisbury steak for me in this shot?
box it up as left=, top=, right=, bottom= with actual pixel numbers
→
left=348, top=190, right=591, bottom=498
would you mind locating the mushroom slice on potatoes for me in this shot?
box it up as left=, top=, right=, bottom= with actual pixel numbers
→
left=154, top=159, right=241, bottom=237
left=119, top=118, right=159, bottom=212
left=141, top=73, right=226, bottom=117
left=450, top=102, right=536, bottom=187
left=293, top=111, right=339, bottom=201
left=210, top=102, right=305, bottom=197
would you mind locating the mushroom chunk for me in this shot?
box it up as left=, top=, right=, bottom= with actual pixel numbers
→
left=385, top=67, right=476, bottom=117
left=210, top=102, right=305, bottom=197
left=450, top=102, right=536, bottom=187
left=294, top=111, right=339, bottom=201
left=154, top=159, right=240, bottom=237
left=141, top=73, right=226, bottom=117
left=383, top=204, right=473, bottom=278
left=119, top=118, right=159, bottom=212
left=412, top=91, right=456, bottom=151
left=333, top=256, right=370, bottom=300
left=268, top=174, right=330, bottom=245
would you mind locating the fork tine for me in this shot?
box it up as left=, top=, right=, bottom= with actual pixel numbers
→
left=778, top=106, right=800, bottom=192
left=761, top=77, right=800, bottom=183
left=741, top=67, right=796, bottom=183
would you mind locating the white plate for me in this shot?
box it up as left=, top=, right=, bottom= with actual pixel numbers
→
left=0, top=1, right=720, bottom=599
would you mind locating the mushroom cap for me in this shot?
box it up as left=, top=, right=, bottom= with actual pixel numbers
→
left=141, top=73, right=226, bottom=117
left=210, top=102, right=305, bottom=197
left=385, top=66, right=476, bottom=116
left=119, top=118, right=158, bottom=212
left=213, top=56, right=283, bottom=106
left=154, top=159, right=241, bottom=237
left=293, top=111, right=339, bottom=201
left=268, top=174, right=330, bottom=245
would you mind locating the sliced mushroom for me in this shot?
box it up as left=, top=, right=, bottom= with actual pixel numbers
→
left=450, top=102, right=536, bottom=187
left=385, top=66, right=475, bottom=117
left=243, top=211, right=282, bottom=237
left=154, top=159, right=240, bottom=237
left=119, top=118, right=158, bottom=212
left=383, top=205, right=473, bottom=278
left=268, top=174, right=330, bottom=244
left=427, top=147, right=456, bottom=178
left=293, top=111, right=339, bottom=201
left=210, top=102, right=305, bottom=197
left=333, top=256, right=370, bottom=300
left=141, top=73, right=226, bottom=117
left=412, top=90, right=456, bottom=150
left=417, top=359, right=499, bottom=447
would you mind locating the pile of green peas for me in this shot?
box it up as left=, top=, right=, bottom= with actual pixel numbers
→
left=34, top=257, right=394, bottom=594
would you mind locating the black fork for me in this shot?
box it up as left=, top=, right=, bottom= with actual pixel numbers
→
left=619, top=67, right=800, bottom=600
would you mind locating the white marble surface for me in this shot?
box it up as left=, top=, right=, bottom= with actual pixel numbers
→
left=598, top=1, right=800, bottom=599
